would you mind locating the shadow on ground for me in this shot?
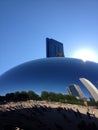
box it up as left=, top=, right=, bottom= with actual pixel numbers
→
left=0, top=105, right=98, bottom=130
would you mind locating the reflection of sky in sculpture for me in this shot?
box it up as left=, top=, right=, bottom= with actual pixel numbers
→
left=0, top=57, right=98, bottom=97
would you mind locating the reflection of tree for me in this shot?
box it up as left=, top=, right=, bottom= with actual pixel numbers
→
left=0, top=91, right=40, bottom=103
left=0, top=91, right=98, bottom=107
left=41, top=91, right=84, bottom=104
left=41, top=91, right=49, bottom=100
left=28, top=90, right=39, bottom=100
left=5, top=93, right=15, bottom=102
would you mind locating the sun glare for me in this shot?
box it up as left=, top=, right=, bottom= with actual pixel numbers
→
left=73, top=49, right=97, bottom=62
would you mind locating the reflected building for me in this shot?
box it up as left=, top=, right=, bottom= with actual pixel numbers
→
left=0, top=38, right=98, bottom=101
left=67, top=84, right=86, bottom=100
left=46, top=38, right=64, bottom=57
left=0, top=57, right=98, bottom=98
left=80, top=78, right=98, bottom=102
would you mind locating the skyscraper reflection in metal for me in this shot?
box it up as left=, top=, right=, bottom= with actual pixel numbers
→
left=67, top=84, right=86, bottom=100
left=80, top=78, right=98, bottom=102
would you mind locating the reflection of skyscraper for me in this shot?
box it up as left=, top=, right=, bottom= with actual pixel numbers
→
left=46, top=38, right=64, bottom=57
left=80, top=78, right=98, bottom=102
left=67, top=84, right=86, bottom=100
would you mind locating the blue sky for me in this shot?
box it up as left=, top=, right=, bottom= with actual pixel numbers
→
left=0, top=0, right=98, bottom=75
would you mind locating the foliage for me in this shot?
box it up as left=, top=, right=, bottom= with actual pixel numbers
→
left=41, top=91, right=84, bottom=105
left=28, top=90, right=39, bottom=100
left=0, top=90, right=98, bottom=107
left=5, top=93, right=15, bottom=102
left=0, top=90, right=40, bottom=102
left=87, top=101, right=98, bottom=106
left=40, top=91, right=49, bottom=100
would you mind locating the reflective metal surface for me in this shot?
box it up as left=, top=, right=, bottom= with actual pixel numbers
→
left=0, top=57, right=98, bottom=96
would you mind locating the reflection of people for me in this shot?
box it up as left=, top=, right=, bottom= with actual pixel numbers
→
left=86, top=107, right=91, bottom=119
left=76, top=109, right=82, bottom=118
left=87, top=111, right=91, bottom=118
left=92, top=111, right=95, bottom=117
left=84, top=101, right=88, bottom=107
left=87, top=107, right=89, bottom=112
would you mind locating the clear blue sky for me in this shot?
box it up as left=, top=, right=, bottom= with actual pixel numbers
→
left=0, top=0, right=98, bottom=75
